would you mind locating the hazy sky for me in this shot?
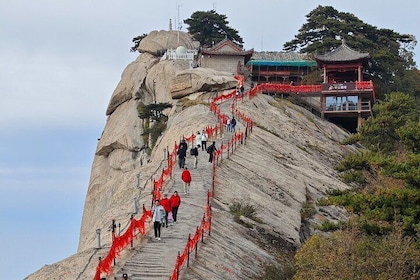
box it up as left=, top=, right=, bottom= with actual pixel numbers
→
left=1, top=1, right=419, bottom=279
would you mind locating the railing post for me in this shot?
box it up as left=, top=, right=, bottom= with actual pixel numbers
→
left=151, top=178, right=155, bottom=208
left=130, top=214, right=134, bottom=248
left=176, top=251, right=180, bottom=280
left=227, top=139, right=230, bottom=158
left=195, top=226, right=199, bottom=258
left=208, top=206, right=212, bottom=237
left=111, top=219, right=116, bottom=266
left=187, top=234, right=191, bottom=267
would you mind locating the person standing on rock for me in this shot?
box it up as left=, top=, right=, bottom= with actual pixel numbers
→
left=169, top=191, right=181, bottom=223
left=231, top=117, right=237, bottom=132
left=177, top=145, right=187, bottom=168
left=226, top=118, right=231, bottom=132
left=201, top=130, right=208, bottom=151
left=190, top=145, right=199, bottom=168
left=151, top=200, right=165, bottom=240
left=196, top=131, right=202, bottom=148
left=181, top=167, right=192, bottom=194
left=160, top=194, right=171, bottom=228
left=179, top=138, right=188, bottom=151
left=207, top=141, right=217, bottom=163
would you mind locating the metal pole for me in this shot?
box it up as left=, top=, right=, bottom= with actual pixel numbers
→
left=187, top=234, right=191, bottom=267
left=112, top=219, right=116, bottom=266
left=176, top=251, right=180, bottom=280
left=130, top=214, right=134, bottom=248
left=195, top=227, right=199, bottom=258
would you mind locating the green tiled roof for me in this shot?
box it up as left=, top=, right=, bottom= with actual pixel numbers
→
left=247, top=60, right=317, bottom=67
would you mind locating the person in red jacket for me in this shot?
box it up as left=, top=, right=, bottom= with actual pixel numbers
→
left=169, top=191, right=181, bottom=223
left=160, top=194, right=171, bottom=227
left=181, top=167, right=192, bottom=194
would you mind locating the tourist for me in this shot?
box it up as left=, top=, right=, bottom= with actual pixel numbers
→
left=201, top=130, right=208, bottom=151
left=206, top=141, right=217, bottom=163
left=169, top=191, right=181, bottom=223
left=181, top=167, right=192, bottom=194
left=151, top=200, right=165, bottom=240
left=160, top=194, right=171, bottom=228
left=179, top=138, right=188, bottom=151
left=231, top=117, right=237, bottom=132
left=196, top=131, right=202, bottom=148
left=226, top=118, right=231, bottom=132
left=177, top=145, right=187, bottom=168
left=190, top=145, right=199, bottom=168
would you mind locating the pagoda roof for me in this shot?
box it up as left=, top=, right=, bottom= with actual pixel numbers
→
left=314, top=42, right=370, bottom=62
left=201, top=38, right=254, bottom=56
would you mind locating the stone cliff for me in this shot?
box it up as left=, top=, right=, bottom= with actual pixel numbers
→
left=25, top=30, right=355, bottom=280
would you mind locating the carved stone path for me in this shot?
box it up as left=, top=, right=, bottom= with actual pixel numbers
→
left=112, top=101, right=244, bottom=280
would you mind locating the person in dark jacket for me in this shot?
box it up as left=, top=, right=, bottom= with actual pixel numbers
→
left=231, top=117, right=237, bottom=132
left=206, top=141, right=217, bottom=163
left=190, top=145, right=199, bottom=168
left=177, top=145, right=187, bottom=168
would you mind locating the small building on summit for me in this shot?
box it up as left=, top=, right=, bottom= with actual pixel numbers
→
left=247, top=52, right=317, bottom=85
left=198, top=38, right=254, bottom=75
left=245, top=41, right=376, bottom=132
left=314, top=41, right=375, bottom=129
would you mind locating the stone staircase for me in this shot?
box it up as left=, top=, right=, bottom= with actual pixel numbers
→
left=111, top=102, right=244, bottom=280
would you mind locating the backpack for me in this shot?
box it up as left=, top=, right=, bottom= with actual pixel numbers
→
left=206, top=146, right=211, bottom=154
left=190, top=147, right=198, bottom=156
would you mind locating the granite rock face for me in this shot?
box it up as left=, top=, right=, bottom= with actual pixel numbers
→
left=25, top=30, right=356, bottom=280
left=79, top=30, right=242, bottom=253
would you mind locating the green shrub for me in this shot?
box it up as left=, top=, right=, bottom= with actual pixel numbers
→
left=301, top=201, right=316, bottom=220
left=339, top=170, right=366, bottom=184
left=316, top=220, right=343, bottom=232
left=229, top=200, right=262, bottom=224
left=335, top=152, right=371, bottom=172
left=257, top=263, right=295, bottom=280
left=341, top=133, right=361, bottom=145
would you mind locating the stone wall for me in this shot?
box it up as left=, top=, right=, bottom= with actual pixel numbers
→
left=199, top=55, right=243, bottom=74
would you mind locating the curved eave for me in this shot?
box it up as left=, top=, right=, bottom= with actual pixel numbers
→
left=314, top=43, right=370, bottom=62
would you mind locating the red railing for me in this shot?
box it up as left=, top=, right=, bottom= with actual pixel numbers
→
left=95, top=74, right=258, bottom=279
left=169, top=77, right=253, bottom=280
left=93, top=206, right=152, bottom=280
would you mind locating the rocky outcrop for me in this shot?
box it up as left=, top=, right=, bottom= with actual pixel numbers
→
left=171, top=68, right=237, bottom=98
left=138, top=30, right=200, bottom=55
left=25, top=30, right=356, bottom=280
left=78, top=30, right=249, bottom=253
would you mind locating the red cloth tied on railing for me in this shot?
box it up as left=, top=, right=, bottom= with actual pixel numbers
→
left=94, top=209, right=152, bottom=280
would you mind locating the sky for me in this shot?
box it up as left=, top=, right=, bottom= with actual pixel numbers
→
left=1, top=1, right=419, bottom=279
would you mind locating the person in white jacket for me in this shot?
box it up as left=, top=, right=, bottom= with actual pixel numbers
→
left=201, top=130, right=208, bottom=151
left=152, top=200, right=166, bottom=240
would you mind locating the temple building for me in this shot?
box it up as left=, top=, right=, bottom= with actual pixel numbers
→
left=246, top=42, right=376, bottom=132
left=247, top=52, right=317, bottom=85
left=198, top=38, right=254, bottom=75
left=314, top=41, right=375, bottom=130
